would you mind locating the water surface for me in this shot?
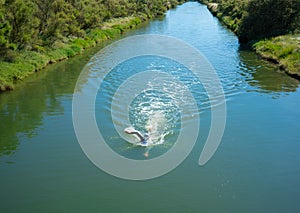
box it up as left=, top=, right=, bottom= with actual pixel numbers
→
left=1, top=2, right=300, bottom=212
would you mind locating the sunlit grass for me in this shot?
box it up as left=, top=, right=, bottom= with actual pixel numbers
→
left=254, top=34, right=300, bottom=76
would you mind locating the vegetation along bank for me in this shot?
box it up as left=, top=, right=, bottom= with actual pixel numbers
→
left=199, top=0, right=300, bottom=79
left=0, top=0, right=187, bottom=91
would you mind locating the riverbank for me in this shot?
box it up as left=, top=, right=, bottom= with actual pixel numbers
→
left=0, top=0, right=189, bottom=92
left=254, top=35, right=300, bottom=79
left=200, top=1, right=300, bottom=79
left=0, top=17, right=142, bottom=91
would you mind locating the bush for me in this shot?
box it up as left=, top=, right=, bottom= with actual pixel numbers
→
left=238, top=0, right=300, bottom=42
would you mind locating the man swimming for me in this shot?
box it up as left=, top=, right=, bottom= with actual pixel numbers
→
left=124, top=125, right=154, bottom=157
left=124, top=127, right=148, bottom=144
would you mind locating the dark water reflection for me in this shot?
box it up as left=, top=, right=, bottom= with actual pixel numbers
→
left=239, top=50, right=299, bottom=95
left=0, top=46, right=103, bottom=156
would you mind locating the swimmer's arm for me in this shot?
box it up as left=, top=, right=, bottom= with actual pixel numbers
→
left=130, top=131, right=145, bottom=142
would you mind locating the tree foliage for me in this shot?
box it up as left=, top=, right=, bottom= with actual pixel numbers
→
left=0, top=0, right=186, bottom=59
left=0, top=0, right=12, bottom=52
left=238, top=0, right=300, bottom=42
left=201, top=0, right=300, bottom=42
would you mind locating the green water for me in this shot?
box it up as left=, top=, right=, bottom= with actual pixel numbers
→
left=1, top=2, right=300, bottom=212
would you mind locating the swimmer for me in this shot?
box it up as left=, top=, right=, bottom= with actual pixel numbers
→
left=124, top=125, right=154, bottom=157
left=124, top=127, right=147, bottom=144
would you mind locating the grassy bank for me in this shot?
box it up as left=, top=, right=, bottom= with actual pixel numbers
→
left=0, top=17, right=142, bottom=91
left=199, top=0, right=300, bottom=79
left=254, top=35, right=300, bottom=78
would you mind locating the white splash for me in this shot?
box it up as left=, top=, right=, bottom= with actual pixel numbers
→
left=145, top=110, right=167, bottom=145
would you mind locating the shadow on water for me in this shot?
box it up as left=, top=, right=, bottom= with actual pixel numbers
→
left=0, top=46, right=102, bottom=156
left=238, top=49, right=300, bottom=96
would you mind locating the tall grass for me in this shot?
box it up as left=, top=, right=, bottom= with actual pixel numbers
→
left=254, top=35, right=300, bottom=76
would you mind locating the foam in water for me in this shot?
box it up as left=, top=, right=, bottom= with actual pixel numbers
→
left=145, top=110, right=168, bottom=145
left=128, top=87, right=181, bottom=147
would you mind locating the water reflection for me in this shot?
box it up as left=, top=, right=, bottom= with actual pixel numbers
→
left=0, top=88, right=45, bottom=155
left=0, top=47, right=101, bottom=156
left=239, top=50, right=300, bottom=94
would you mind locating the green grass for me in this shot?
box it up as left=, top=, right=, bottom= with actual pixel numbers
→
left=0, top=16, right=142, bottom=91
left=254, top=34, right=300, bottom=77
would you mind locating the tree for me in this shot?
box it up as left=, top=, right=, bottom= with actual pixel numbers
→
left=238, top=0, right=300, bottom=42
left=5, top=0, right=39, bottom=49
left=0, top=0, right=13, bottom=56
left=72, top=0, right=107, bottom=30
left=0, top=0, right=186, bottom=52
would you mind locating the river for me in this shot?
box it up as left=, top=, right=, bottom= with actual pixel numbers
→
left=1, top=2, right=300, bottom=212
